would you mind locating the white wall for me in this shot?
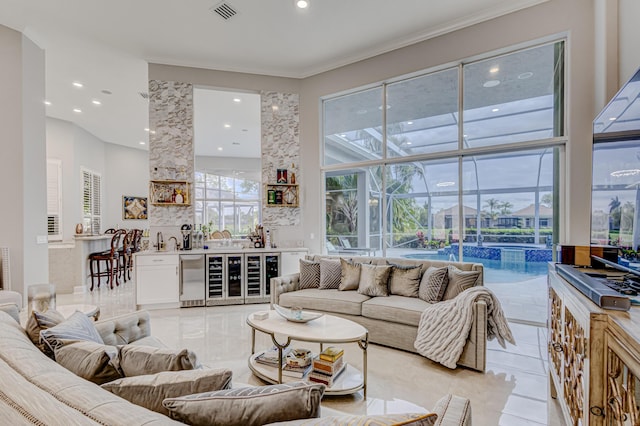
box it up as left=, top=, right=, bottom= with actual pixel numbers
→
left=619, top=0, right=640, bottom=83
left=105, top=143, right=149, bottom=230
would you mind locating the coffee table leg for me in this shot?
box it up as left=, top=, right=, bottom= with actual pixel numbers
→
left=270, top=334, right=292, bottom=384
left=251, top=328, right=256, bottom=355
left=358, top=334, right=369, bottom=399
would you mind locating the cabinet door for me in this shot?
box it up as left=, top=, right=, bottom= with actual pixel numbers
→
left=136, top=264, right=178, bottom=305
left=281, top=251, right=306, bottom=276
left=245, top=254, right=262, bottom=298
left=226, top=255, right=244, bottom=299
left=264, top=254, right=280, bottom=296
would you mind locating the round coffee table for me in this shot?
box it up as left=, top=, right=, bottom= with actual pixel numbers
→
left=247, top=310, right=368, bottom=397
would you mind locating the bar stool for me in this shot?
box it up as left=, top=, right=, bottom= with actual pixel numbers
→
left=118, top=230, right=135, bottom=283
left=89, top=229, right=125, bottom=290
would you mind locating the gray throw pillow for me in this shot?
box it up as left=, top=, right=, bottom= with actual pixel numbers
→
left=26, top=309, right=66, bottom=357
left=54, top=340, right=122, bottom=384
left=299, top=259, right=320, bottom=289
left=339, top=258, right=361, bottom=291
left=319, top=258, right=341, bottom=289
left=442, top=266, right=480, bottom=300
left=387, top=263, right=422, bottom=297
left=40, top=311, right=104, bottom=354
left=357, top=264, right=392, bottom=297
left=0, top=303, right=21, bottom=324
left=162, top=381, right=325, bottom=426
left=418, top=266, right=449, bottom=303
left=102, top=368, right=232, bottom=416
left=119, top=344, right=200, bottom=377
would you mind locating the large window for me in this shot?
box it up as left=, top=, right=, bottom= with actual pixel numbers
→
left=322, top=41, right=564, bottom=255
left=195, top=171, right=260, bottom=237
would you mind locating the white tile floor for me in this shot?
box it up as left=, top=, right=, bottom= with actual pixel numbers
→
left=58, top=282, right=564, bottom=425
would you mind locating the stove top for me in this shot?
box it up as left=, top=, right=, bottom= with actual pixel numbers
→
left=593, top=277, right=640, bottom=296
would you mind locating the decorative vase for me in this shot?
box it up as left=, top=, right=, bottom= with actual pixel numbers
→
left=75, top=223, right=84, bottom=234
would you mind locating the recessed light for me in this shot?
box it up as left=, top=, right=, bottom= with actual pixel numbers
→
left=233, top=98, right=241, bottom=103
left=72, top=82, right=84, bottom=88
left=144, top=128, right=150, bottom=132
left=609, top=117, right=617, bottom=121
left=101, top=89, right=112, bottom=95
left=224, top=124, right=231, bottom=128
left=483, top=80, right=500, bottom=88
left=217, top=147, right=223, bottom=151
left=73, top=108, right=82, bottom=113
left=296, top=0, right=309, bottom=9
left=92, top=99, right=102, bottom=105
left=518, top=72, right=534, bottom=80
left=44, top=100, right=51, bottom=106
left=406, top=121, right=413, bottom=125
left=436, top=181, right=455, bottom=187
left=489, top=67, right=499, bottom=74
left=492, top=108, right=500, bottom=112
left=139, top=141, right=146, bottom=145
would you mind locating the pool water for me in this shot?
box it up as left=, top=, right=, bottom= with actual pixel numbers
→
left=403, top=253, right=549, bottom=283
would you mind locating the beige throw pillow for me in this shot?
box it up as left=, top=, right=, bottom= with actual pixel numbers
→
left=339, top=258, right=361, bottom=291
left=357, top=264, right=392, bottom=297
left=387, top=263, right=422, bottom=297
left=54, top=340, right=122, bottom=384
left=102, top=368, right=232, bottom=416
left=299, top=259, right=321, bottom=289
left=442, top=266, right=481, bottom=300
left=418, top=266, right=449, bottom=303
left=319, top=258, right=341, bottom=289
left=163, top=382, right=325, bottom=426
left=119, top=345, right=200, bottom=377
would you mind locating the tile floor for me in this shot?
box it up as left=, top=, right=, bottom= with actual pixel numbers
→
left=59, top=283, right=564, bottom=425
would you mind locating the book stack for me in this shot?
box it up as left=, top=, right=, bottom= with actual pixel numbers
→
left=308, top=346, right=346, bottom=387
left=255, top=346, right=291, bottom=367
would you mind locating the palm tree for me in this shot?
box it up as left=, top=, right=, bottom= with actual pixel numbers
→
left=499, top=201, right=513, bottom=215
left=483, top=198, right=501, bottom=227
left=609, top=196, right=622, bottom=230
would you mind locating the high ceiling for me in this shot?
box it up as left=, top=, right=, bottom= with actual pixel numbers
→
left=0, top=0, right=547, bottom=154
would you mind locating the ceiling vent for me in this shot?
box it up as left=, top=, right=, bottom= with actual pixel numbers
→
left=138, top=92, right=149, bottom=100
left=210, top=2, right=238, bottom=20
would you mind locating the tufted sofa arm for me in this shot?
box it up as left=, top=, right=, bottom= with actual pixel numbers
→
left=270, top=273, right=301, bottom=308
left=94, top=310, right=152, bottom=346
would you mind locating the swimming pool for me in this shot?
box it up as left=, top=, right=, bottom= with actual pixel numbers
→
left=403, top=253, right=549, bottom=283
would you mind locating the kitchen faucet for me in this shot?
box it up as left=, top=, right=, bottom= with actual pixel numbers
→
left=168, top=236, right=179, bottom=251
left=156, top=232, right=164, bottom=251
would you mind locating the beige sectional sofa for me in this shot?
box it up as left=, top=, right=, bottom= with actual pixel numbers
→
left=272, top=255, right=487, bottom=372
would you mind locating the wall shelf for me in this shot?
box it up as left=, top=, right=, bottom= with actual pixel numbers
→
left=265, top=184, right=298, bottom=207
left=150, top=180, right=191, bottom=206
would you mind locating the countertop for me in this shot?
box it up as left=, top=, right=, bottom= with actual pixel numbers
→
left=134, top=247, right=308, bottom=256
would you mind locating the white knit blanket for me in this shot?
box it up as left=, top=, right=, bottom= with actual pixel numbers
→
left=414, top=286, right=515, bottom=369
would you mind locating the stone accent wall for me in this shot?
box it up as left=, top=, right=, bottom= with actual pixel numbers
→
left=148, top=80, right=194, bottom=228
left=261, top=92, right=302, bottom=247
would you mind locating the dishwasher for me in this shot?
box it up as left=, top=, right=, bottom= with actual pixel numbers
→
left=179, top=254, right=206, bottom=307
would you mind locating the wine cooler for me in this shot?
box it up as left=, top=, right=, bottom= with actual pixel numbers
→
left=243, top=253, right=280, bottom=304
left=206, top=254, right=245, bottom=306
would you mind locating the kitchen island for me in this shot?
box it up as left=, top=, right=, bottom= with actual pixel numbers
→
left=134, top=247, right=307, bottom=310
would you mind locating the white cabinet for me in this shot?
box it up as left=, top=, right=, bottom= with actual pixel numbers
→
left=136, top=254, right=179, bottom=307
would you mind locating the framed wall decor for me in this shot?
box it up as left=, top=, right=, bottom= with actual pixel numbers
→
left=123, top=196, right=148, bottom=220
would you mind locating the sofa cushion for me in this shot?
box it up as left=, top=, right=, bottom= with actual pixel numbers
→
left=102, top=368, right=232, bottom=416
left=279, top=289, right=370, bottom=316
left=119, top=344, right=200, bottom=377
left=319, top=258, right=342, bottom=289
left=40, top=311, right=104, bottom=354
left=163, top=381, right=324, bottom=426
left=419, top=266, right=449, bottom=303
left=54, top=340, right=122, bottom=384
left=362, top=295, right=431, bottom=327
left=443, top=266, right=481, bottom=300
left=339, top=258, right=361, bottom=291
left=25, top=308, right=66, bottom=356
left=387, top=263, right=422, bottom=298
left=268, top=412, right=437, bottom=425
left=299, top=259, right=320, bottom=289
left=432, top=394, right=472, bottom=426
left=357, top=264, right=392, bottom=297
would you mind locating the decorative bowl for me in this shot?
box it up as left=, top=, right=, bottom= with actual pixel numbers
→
left=273, top=304, right=324, bottom=323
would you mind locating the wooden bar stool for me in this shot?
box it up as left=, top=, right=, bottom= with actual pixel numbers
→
left=89, top=230, right=125, bottom=290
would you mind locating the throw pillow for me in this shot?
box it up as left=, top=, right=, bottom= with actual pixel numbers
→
left=387, top=263, right=422, bottom=297
left=119, top=344, right=200, bottom=377
left=339, top=258, right=361, bottom=291
left=319, top=258, right=341, bottom=289
left=26, top=309, right=66, bottom=356
left=269, top=412, right=437, bottom=425
left=54, top=340, right=122, bottom=384
left=357, top=264, right=392, bottom=297
left=39, top=311, right=104, bottom=355
left=418, top=266, right=450, bottom=303
left=442, top=266, right=481, bottom=300
left=299, top=259, right=320, bottom=289
left=162, top=381, right=325, bottom=426
left=102, top=368, right=232, bottom=416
